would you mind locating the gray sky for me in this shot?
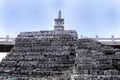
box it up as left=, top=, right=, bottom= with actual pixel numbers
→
left=0, top=0, right=120, bottom=38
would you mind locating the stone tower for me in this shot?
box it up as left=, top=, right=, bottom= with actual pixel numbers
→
left=54, top=10, right=64, bottom=31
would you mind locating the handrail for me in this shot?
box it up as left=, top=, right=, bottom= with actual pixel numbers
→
left=0, top=38, right=15, bottom=41
left=0, top=36, right=120, bottom=42
left=0, top=41, right=15, bottom=45
left=80, top=35, right=120, bottom=42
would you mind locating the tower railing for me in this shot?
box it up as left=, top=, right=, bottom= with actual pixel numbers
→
left=0, top=37, right=120, bottom=42
left=80, top=35, right=120, bottom=42
left=0, top=38, right=15, bottom=41
left=0, top=37, right=15, bottom=45
left=0, top=35, right=120, bottom=45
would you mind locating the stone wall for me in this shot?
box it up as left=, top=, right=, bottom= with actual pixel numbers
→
left=1, top=31, right=120, bottom=80
left=75, top=39, right=120, bottom=80
left=0, top=32, right=77, bottom=80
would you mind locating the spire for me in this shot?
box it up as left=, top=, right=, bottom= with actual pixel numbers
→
left=58, top=10, right=61, bottom=19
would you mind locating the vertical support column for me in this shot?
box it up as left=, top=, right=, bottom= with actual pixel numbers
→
left=95, top=35, right=98, bottom=41
left=6, top=35, right=9, bottom=41
left=111, top=35, right=114, bottom=42
left=80, top=35, right=83, bottom=39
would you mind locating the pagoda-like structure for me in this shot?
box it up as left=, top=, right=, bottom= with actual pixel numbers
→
left=0, top=11, right=120, bottom=80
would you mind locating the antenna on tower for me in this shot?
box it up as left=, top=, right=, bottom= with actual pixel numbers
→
left=58, top=10, right=61, bottom=19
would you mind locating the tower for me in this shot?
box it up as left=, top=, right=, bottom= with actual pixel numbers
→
left=54, top=10, right=64, bottom=31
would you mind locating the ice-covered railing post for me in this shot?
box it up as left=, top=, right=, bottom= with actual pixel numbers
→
left=95, top=35, right=98, bottom=41
left=80, top=35, right=83, bottom=39
left=111, top=35, right=114, bottom=42
left=6, top=35, right=9, bottom=41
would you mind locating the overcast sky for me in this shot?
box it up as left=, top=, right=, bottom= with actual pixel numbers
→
left=0, top=0, right=120, bottom=61
left=0, top=0, right=120, bottom=38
